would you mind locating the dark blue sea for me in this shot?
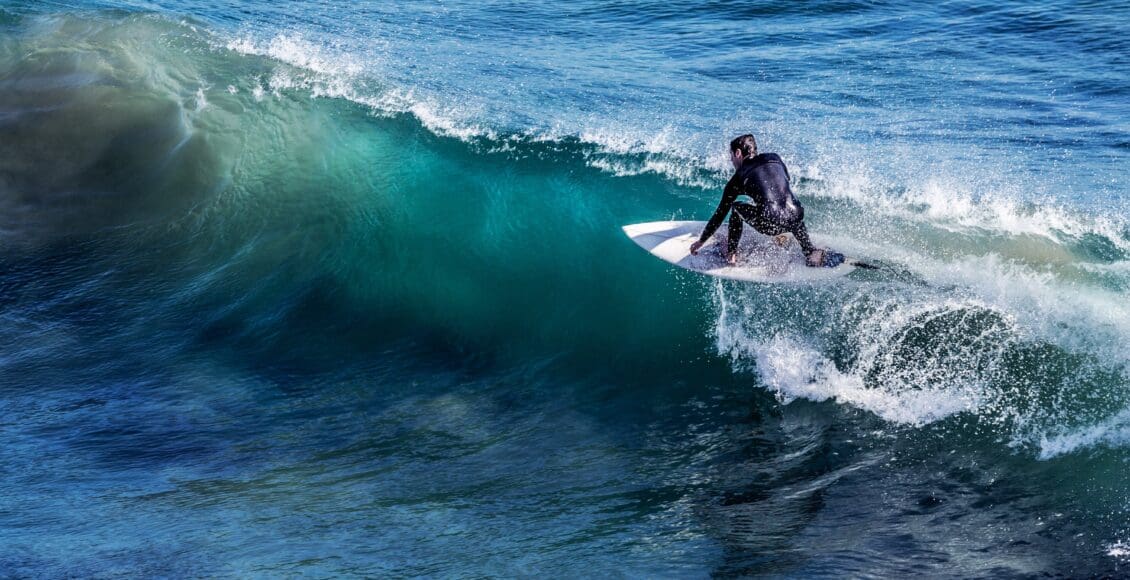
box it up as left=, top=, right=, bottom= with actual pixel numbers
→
left=1, top=0, right=1128, bottom=576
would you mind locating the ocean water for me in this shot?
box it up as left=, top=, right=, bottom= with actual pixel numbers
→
left=1, top=0, right=1128, bottom=576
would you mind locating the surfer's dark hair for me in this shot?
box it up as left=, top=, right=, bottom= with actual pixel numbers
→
left=730, top=134, right=758, bottom=158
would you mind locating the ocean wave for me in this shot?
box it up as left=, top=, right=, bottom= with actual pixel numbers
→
left=219, top=28, right=1130, bottom=254
left=7, top=10, right=1129, bottom=460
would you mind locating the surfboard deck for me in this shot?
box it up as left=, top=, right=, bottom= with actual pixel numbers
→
left=622, top=220, right=856, bottom=282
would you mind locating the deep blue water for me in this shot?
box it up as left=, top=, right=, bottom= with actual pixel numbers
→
left=1, top=0, right=1129, bottom=576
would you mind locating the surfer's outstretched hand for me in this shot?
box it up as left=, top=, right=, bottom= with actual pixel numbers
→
left=689, top=240, right=704, bottom=255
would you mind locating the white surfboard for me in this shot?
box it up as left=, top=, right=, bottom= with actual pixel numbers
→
left=622, top=220, right=858, bottom=282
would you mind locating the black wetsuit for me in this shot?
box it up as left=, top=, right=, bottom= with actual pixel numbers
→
left=697, top=152, right=816, bottom=258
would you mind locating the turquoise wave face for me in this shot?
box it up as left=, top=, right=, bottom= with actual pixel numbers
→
left=2, top=9, right=1130, bottom=577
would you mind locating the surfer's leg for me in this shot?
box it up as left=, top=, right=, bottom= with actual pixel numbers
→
left=791, top=221, right=843, bottom=267
left=791, top=221, right=824, bottom=266
left=790, top=220, right=817, bottom=256
left=743, top=206, right=786, bottom=238
left=727, top=202, right=757, bottom=261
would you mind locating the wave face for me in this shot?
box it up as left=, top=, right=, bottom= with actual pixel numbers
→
left=1, top=4, right=1129, bottom=577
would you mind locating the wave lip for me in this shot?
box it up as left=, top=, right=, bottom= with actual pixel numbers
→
left=223, top=32, right=497, bottom=142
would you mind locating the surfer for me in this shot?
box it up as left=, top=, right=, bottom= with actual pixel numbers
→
left=689, top=134, right=837, bottom=267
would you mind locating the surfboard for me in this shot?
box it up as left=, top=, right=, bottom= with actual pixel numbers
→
left=622, top=220, right=858, bottom=282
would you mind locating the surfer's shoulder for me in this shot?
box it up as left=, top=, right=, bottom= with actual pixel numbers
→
left=750, top=152, right=784, bottom=165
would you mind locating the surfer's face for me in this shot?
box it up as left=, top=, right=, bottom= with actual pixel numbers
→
left=730, top=148, right=744, bottom=170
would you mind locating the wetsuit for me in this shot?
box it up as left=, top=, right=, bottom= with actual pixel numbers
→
left=696, top=152, right=816, bottom=258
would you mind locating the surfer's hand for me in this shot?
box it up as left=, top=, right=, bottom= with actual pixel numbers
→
left=690, top=240, right=704, bottom=255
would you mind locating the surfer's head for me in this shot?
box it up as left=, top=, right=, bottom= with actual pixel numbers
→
left=730, top=134, right=757, bottom=169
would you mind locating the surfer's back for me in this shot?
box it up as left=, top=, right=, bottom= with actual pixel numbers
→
left=735, top=152, right=802, bottom=217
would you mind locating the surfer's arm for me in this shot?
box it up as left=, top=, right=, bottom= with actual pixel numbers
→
left=695, top=179, right=740, bottom=246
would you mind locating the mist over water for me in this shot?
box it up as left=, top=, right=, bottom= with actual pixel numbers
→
left=1, top=2, right=1128, bottom=576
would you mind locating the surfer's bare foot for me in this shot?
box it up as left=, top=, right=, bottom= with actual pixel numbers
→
left=805, top=249, right=825, bottom=267
left=726, top=252, right=738, bottom=266
left=774, top=234, right=790, bottom=247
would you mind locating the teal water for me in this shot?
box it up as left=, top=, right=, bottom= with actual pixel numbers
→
left=1, top=3, right=1129, bottom=577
